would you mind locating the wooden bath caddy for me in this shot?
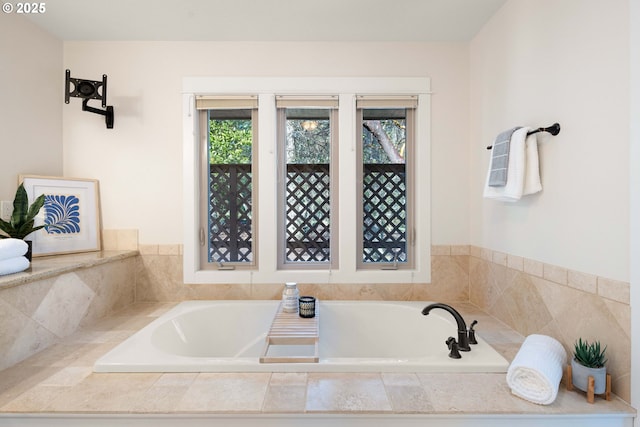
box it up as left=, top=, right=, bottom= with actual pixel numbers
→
left=259, top=301, right=319, bottom=363
left=565, top=364, right=612, bottom=403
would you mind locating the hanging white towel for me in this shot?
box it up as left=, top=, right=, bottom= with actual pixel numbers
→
left=506, top=334, right=567, bottom=405
left=483, top=127, right=542, bottom=201
left=0, top=238, right=28, bottom=261
left=522, top=133, right=542, bottom=196
left=0, top=256, right=30, bottom=276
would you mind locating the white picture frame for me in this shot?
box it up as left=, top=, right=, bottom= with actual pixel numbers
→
left=20, top=175, right=101, bottom=256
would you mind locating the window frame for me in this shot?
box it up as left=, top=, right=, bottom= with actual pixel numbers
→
left=276, top=97, right=340, bottom=270
left=198, top=104, right=259, bottom=271
left=183, top=77, right=431, bottom=284
left=356, top=101, right=416, bottom=271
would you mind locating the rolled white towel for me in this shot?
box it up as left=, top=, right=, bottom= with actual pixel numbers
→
left=0, top=256, right=30, bottom=276
left=506, top=334, right=567, bottom=405
left=0, top=238, right=28, bottom=261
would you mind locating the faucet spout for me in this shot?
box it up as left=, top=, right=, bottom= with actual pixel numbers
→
left=422, top=303, right=471, bottom=351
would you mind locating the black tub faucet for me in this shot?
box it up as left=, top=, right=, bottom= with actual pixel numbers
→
left=422, top=303, right=471, bottom=351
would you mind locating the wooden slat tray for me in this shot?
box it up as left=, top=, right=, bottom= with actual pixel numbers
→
left=259, top=301, right=319, bottom=363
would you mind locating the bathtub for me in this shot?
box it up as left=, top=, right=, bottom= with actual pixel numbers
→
left=94, top=300, right=509, bottom=373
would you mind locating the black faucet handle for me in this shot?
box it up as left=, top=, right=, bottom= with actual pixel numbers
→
left=468, top=320, right=478, bottom=345
left=446, top=336, right=462, bottom=359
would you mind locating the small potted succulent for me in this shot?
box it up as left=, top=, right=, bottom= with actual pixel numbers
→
left=571, top=338, right=608, bottom=394
left=0, top=183, right=46, bottom=260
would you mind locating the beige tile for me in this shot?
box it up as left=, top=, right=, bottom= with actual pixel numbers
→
left=523, top=258, right=543, bottom=277
left=450, top=245, right=470, bottom=256
left=419, top=373, right=534, bottom=413
left=306, top=373, right=392, bottom=412
left=40, top=366, right=92, bottom=386
left=507, top=254, right=524, bottom=271
left=46, top=373, right=160, bottom=412
left=429, top=255, right=470, bottom=302
left=382, top=373, right=434, bottom=413
left=543, top=264, right=567, bottom=285
left=31, top=272, right=96, bottom=338
left=263, top=373, right=308, bottom=413
left=430, top=245, right=450, bottom=256
left=136, top=254, right=185, bottom=302
left=153, top=373, right=198, bottom=387
left=176, top=373, right=270, bottom=412
left=479, top=247, right=493, bottom=262
left=138, top=244, right=159, bottom=255
left=0, top=364, right=62, bottom=408
left=0, top=298, right=58, bottom=371
left=1, top=384, right=68, bottom=412
left=597, top=277, right=630, bottom=304
left=101, top=230, right=118, bottom=250
left=495, top=271, right=554, bottom=336
left=492, top=251, right=507, bottom=266
left=158, top=244, right=181, bottom=256
left=469, top=245, right=482, bottom=258
left=567, top=270, right=597, bottom=294
left=132, top=385, right=190, bottom=413
left=116, top=229, right=139, bottom=251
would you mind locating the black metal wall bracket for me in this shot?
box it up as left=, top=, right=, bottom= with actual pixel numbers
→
left=65, top=69, right=114, bottom=129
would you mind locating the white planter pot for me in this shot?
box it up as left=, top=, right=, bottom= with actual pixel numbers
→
left=571, top=358, right=607, bottom=394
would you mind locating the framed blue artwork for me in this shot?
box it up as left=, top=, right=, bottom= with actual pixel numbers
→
left=20, top=175, right=101, bottom=256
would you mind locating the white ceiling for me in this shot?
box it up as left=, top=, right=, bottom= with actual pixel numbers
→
left=26, top=0, right=506, bottom=42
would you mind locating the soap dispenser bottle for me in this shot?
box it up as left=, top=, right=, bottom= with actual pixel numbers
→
left=282, top=282, right=299, bottom=313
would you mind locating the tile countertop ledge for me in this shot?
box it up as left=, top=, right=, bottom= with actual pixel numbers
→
left=0, top=302, right=635, bottom=426
left=0, top=250, right=139, bottom=290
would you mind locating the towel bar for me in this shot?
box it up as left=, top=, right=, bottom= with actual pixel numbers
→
left=486, top=123, right=560, bottom=150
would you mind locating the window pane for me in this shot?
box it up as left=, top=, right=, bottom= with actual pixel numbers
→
left=208, top=109, right=253, bottom=264
left=284, top=108, right=331, bottom=263
left=362, top=109, right=407, bottom=264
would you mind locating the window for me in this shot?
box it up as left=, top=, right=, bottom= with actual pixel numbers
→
left=183, top=77, right=430, bottom=284
left=196, top=96, right=258, bottom=270
left=357, top=97, right=416, bottom=270
left=276, top=97, right=339, bottom=269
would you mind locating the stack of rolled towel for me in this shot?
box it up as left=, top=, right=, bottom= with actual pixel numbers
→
left=0, top=238, right=30, bottom=276
left=506, top=334, right=567, bottom=405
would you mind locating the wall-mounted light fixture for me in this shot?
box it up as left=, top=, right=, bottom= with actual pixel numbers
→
left=64, top=69, right=114, bottom=129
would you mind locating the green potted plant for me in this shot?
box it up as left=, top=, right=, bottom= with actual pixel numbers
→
left=0, top=183, right=46, bottom=260
left=571, top=338, right=608, bottom=394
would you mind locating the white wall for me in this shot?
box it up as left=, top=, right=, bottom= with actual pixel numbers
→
left=0, top=14, right=62, bottom=201
left=62, top=41, right=470, bottom=246
left=470, top=0, right=630, bottom=281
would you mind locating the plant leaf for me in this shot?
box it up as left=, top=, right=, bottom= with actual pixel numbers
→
left=0, top=217, right=16, bottom=235
left=27, top=193, right=45, bottom=221
left=11, top=184, right=29, bottom=226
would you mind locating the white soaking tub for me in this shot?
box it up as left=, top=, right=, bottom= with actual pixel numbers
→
left=94, top=300, right=509, bottom=373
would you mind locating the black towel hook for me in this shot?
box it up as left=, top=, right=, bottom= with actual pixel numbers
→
left=486, top=123, right=560, bottom=150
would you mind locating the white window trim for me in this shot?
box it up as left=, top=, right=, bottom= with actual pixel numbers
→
left=183, top=77, right=431, bottom=284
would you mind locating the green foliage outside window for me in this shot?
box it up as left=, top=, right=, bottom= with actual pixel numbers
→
left=209, top=118, right=405, bottom=165
left=209, top=119, right=252, bottom=164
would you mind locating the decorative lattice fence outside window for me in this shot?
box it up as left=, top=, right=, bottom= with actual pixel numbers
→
left=208, top=163, right=406, bottom=266
left=363, top=163, right=407, bottom=264
left=285, top=163, right=331, bottom=263
left=208, top=164, right=252, bottom=263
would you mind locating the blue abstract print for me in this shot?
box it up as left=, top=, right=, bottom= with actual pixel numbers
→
left=44, top=195, right=81, bottom=234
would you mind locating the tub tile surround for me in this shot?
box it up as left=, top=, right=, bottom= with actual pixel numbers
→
left=0, top=302, right=634, bottom=422
left=135, top=244, right=471, bottom=303
left=0, top=237, right=633, bottom=422
left=134, top=242, right=632, bottom=402
left=468, top=246, right=631, bottom=402
left=0, top=251, right=138, bottom=372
